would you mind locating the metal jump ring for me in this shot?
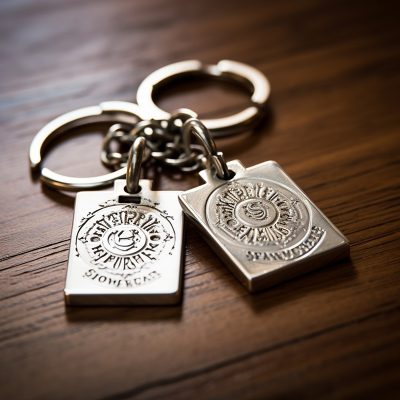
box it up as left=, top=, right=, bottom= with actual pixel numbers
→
left=126, top=136, right=145, bottom=194
left=29, top=101, right=144, bottom=191
left=182, top=118, right=231, bottom=180
left=136, top=60, right=270, bottom=137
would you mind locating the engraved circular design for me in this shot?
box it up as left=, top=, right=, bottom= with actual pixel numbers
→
left=76, top=203, right=174, bottom=279
left=235, top=198, right=278, bottom=227
left=101, top=224, right=148, bottom=256
left=206, top=178, right=311, bottom=251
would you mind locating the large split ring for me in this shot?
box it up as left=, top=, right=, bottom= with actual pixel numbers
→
left=136, top=60, right=270, bottom=137
left=29, top=101, right=144, bottom=191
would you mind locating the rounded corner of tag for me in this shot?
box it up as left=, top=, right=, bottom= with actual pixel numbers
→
left=264, top=160, right=282, bottom=169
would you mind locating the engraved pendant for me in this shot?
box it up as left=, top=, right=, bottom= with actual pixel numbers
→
left=179, top=160, right=349, bottom=292
left=65, top=180, right=184, bottom=305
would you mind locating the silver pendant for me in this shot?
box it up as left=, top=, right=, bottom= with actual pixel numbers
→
left=65, top=180, right=184, bottom=305
left=179, top=160, right=349, bottom=292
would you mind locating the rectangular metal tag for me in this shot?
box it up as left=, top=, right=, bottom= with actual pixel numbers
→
left=65, top=180, right=184, bottom=305
left=179, top=160, right=349, bottom=292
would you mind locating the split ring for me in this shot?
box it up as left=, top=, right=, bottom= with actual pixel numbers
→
left=29, top=101, right=144, bottom=191
left=136, top=60, right=270, bottom=137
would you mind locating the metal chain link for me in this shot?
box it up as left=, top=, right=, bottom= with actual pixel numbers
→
left=100, top=109, right=209, bottom=172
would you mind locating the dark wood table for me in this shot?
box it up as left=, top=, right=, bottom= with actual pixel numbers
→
left=1, top=0, right=399, bottom=398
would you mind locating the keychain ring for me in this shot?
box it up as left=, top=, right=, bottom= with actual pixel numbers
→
left=126, top=136, right=146, bottom=194
left=136, top=60, right=270, bottom=137
left=29, top=101, right=145, bottom=191
left=183, top=118, right=231, bottom=179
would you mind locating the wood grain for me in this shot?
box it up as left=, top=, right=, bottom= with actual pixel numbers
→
left=1, top=0, right=400, bottom=399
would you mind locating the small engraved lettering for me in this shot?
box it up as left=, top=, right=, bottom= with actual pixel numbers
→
left=83, top=268, right=160, bottom=287
left=245, top=226, right=325, bottom=261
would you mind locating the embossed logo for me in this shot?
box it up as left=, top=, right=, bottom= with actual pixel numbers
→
left=75, top=202, right=175, bottom=287
left=206, top=178, right=312, bottom=252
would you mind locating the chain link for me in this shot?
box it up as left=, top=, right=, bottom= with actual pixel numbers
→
left=101, top=109, right=208, bottom=172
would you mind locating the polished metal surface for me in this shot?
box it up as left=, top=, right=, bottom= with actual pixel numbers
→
left=28, top=60, right=349, bottom=297
left=136, top=60, right=270, bottom=136
left=30, top=61, right=271, bottom=190
left=31, top=109, right=235, bottom=190
left=29, top=101, right=144, bottom=191
left=126, top=136, right=146, bottom=194
left=65, top=179, right=184, bottom=305
left=179, top=160, right=349, bottom=292
left=182, top=118, right=230, bottom=179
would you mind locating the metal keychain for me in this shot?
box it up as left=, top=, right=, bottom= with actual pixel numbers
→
left=29, top=60, right=269, bottom=305
left=29, top=59, right=348, bottom=300
left=65, top=137, right=184, bottom=305
left=31, top=112, right=188, bottom=305
left=134, top=60, right=349, bottom=292
left=178, top=119, right=349, bottom=292
left=30, top=105, right=194, bottom=305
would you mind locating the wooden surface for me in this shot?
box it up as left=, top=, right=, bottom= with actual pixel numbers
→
left=1, top=0, right=400, bottom=399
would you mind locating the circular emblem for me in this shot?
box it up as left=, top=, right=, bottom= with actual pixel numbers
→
left=206, top=178, right=310, bottom=251
left=235, top=198, right=279, bottom=227
left=76, top=203, right=175, bottom=279
left=101, top=224, right=149, bottom=256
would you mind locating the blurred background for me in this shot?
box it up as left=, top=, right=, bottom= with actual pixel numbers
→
left=1, top=0, right=399, bottom=182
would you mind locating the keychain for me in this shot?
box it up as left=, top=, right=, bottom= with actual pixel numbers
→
left=135, top=60, right=349, bottom=292
left=29, top=102, right=190, bottom=305
left=65, top=137, right=184, bottom=305
left=178, top=119, right=349, bottom=292
left=29, top=60, right=348, bottom=304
